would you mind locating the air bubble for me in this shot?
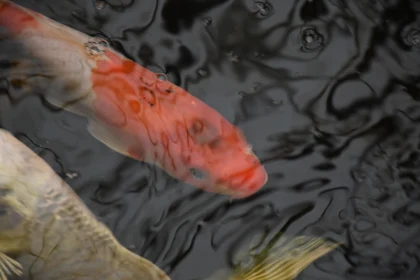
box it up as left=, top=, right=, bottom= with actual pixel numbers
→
left=96, top=37, right=109, bottom=48
left=202, top=16, right=212, bottom=26
left=93, top=0, right=105, bottom=10
left=66, top=172, right=78, bottom=179
left=404, top=28, right=420, bottom=48
left=301, top=27, right=324, bottom=52
left=227, top=51, right=240, bottom=62
left=304, top=35, right=313, bottom=44
left=197, top=68, right=208, bottom=77
left=252, top=51, right=266, bottom=58
left=156, top=73, right=168, bottom=81
left=254, top=1, right=272, bottom=17
left=84, top=37, right=109, bottom=57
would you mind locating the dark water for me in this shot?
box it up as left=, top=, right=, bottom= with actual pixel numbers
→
left=1, top=0, right=420, bottom=279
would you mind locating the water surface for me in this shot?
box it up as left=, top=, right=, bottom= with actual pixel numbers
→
left=1, top=0, right=420, bottom=279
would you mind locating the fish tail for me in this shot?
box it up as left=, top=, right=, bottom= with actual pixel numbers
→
left=235, top=236, right=341, bottom=280
left=0, top=252, right=23, bottom=280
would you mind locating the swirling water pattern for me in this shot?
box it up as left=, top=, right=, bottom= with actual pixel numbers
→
left=1, top=0, right=420, bottom=279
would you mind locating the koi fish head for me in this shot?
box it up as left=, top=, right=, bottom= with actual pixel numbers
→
left=173, top=106, right=268, bottom=199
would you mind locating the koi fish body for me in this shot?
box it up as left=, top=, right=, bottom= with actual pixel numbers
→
left=0, top=0, right=267, bottom=198
left=0, top=128, right=171, bottom=280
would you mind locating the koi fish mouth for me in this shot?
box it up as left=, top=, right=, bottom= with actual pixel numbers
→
left=216, top=165, right=268, bottom=199
left=234, top=173, right=268, bottom=198
left=205, top=145, right=268, bottom=198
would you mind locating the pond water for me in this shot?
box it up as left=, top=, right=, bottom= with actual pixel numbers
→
left=1, top=0, right=420, bottom=279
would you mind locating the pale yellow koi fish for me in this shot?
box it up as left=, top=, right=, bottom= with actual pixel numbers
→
left=0, top=128, right=339, bottom=280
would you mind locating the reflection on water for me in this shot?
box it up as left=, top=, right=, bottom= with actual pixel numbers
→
left=1, top=0, right=420, bottom=279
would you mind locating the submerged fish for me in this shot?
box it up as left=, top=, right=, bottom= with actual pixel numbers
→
left=0, top=128, right=340, bottom=280
left=0, top=0, right=267, bottom=198
left=0, top=128, right=171, bottom=280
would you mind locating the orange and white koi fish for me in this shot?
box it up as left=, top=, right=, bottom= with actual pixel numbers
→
left=0, top=0, right=267, bottom=198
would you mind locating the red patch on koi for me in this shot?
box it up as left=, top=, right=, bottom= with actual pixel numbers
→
left=0, top=2, right=38, bottom=33
left=89, top=50, right=267, bottom=198
left=90, top=50, right=179, bottom=123
left=129, top=100, right=140, bottom=113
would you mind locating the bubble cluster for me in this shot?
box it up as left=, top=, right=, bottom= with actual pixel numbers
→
left=202, top=16, right=212, bottom=26
left=84, top=37, right=109, bottom=57
left=404, top=28, right=420, bottom=48
left=156, top=73, right=168, bottom=81
left=227, top=51, right=240, bottom=62
left=300, top=27, right=324, bottom=52
left=254, top=1, right=272, bottom=17
left=197, top=68, right=208, bottom=77
left=93, top=0, right=105, bottom=10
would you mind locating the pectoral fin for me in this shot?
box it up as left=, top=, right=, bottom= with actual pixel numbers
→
left=0, top=253, right=23, bottom=280
left=234, top=236, right=340, bottom=280
left=87, top=119, right=131, bottom=157
left=206, top=235, right=341, bottom=280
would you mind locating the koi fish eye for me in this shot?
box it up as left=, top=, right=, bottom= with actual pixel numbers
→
left=188, top=118, right=218, bottom=145
left=0, top=202, right=24, bottom=230
left=0, top=188, right=11, bottom=196
left=189, top=168, right=206, bottom=180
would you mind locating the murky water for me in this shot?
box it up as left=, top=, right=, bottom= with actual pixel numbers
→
left=1, top=0, right=420, bottom=279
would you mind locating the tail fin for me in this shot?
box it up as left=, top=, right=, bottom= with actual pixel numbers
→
left=230, top=236, right=340, bottom=280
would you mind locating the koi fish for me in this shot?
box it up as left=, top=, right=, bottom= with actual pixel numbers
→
left=0, top=128, right=339, bottom=280
left=0, top=0, right=267, bottom=198
left=0, top=128, right=171, bottom=280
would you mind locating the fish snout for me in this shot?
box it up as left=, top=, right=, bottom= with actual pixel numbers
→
left=226, top=166, right=268, bottom=198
